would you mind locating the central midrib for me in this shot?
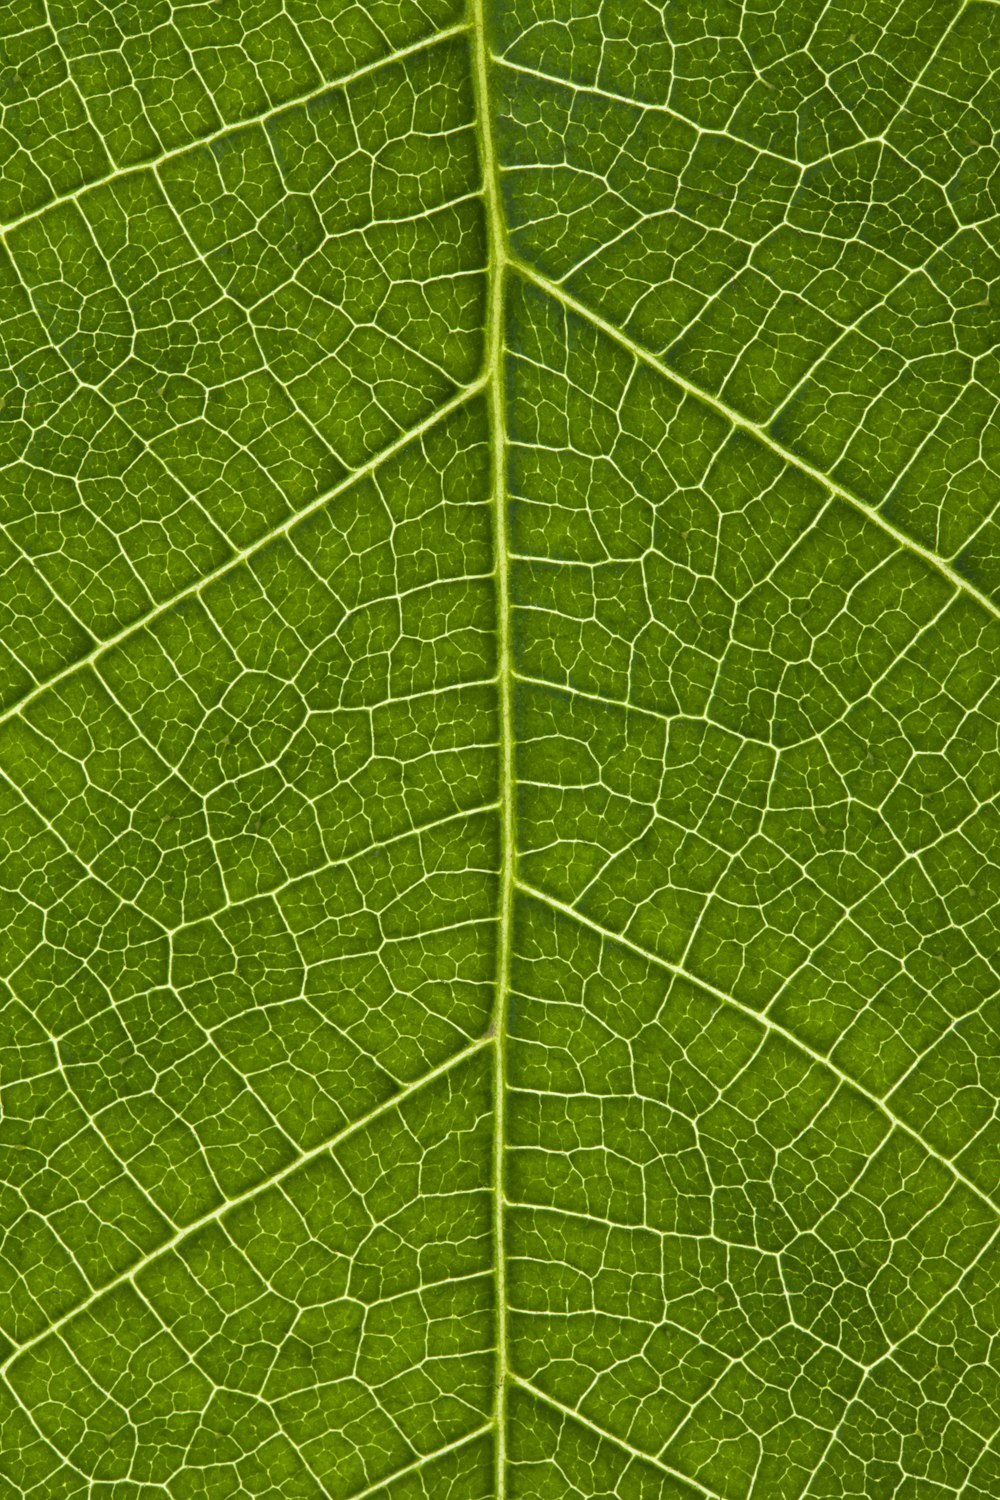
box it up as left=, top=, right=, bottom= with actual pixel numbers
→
left=468, top=0, right=514, bottom=1494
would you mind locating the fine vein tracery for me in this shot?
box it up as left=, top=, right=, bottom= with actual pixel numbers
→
left=0, top=0, right=998, bottom=1496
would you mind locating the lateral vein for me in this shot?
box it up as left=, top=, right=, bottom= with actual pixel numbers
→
left=510, top=258, right=1000, bottom=624
left=516, top=879, right=1000, bottom=1221
left=0, top=1036, right=490, bottom=1377
left=338, top=1423, right=494, bottom=1500
left=0, top=24, right=471, bottom=241
left=511, top=1373, right=726, bottom=1500
left=0, top=380, right=484, bottom=731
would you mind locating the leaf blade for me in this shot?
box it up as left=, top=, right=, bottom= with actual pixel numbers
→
left=2, top=0, right=999, bottom=1496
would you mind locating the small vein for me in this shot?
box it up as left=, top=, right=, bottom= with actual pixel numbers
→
left=514, top=668, right=676, bottom=724
left=493, top=54, right=805, bottom=170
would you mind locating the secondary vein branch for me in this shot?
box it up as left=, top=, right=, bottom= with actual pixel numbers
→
left=510, top=256, right=1000, bottom=626
left=0, top=1036, right=490, bottom=1380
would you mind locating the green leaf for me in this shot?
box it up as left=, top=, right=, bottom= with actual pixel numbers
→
left=1, top=1, right=998, bottom=1497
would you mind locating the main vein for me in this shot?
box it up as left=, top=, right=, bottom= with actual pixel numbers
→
left=469, top=1, right=513, bottom=1494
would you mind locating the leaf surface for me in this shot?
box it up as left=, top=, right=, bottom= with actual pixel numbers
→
left=0, top=1, right=998, bottom=1496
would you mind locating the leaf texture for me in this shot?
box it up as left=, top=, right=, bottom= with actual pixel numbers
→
left=0, top=1, right=998, bottom=1497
